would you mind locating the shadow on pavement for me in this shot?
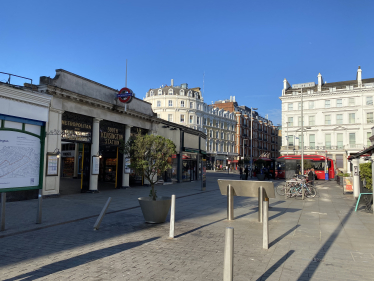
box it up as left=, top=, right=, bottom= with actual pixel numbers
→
left=269, top=224, right=300, bottom=248
left=268, top=207, right=301, bottom=221
left=297, top=208, right=353, bottom=280
left=3, top=237, right=159, bottom=281
left=255, top=250, right=295, bottom=281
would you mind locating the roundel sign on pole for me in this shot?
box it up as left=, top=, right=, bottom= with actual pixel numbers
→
left=117, top=87, right=134, bottom=103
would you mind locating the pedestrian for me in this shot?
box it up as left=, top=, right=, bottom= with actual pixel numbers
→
left=308, top=168, right=314, bottom=186
left=239, top=166, right=243, bottom=180
left=245, top=166, right=249, bottom=180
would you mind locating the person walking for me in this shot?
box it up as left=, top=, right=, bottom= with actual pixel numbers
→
left=245, top=166, right=249, bottom=180
left=239, top=166, right=243, bottom=180
left=308, top=168, right=314, bottom=186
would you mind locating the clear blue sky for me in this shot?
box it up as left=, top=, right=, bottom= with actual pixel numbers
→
left=2, top=0, right=374, bottom=124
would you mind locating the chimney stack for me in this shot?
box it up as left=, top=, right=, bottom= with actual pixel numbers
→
left=230, top=96, right=232, bottom=102
left=317, top=73, right=323, bottom=92
left=233, top=96, right=236, bottom=102
left=357, top=66, right=362, bottom=87
left=171, top=79, right=174, bottom=87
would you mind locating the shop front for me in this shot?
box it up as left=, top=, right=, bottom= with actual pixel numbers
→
left=182, top=153, right=198, bottom=182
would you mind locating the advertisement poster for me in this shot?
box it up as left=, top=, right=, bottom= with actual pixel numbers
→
left=0, top=131, right=40, bottom=189
left=92, top=156, right=100, bottom=175
left=46, top=155, right=59, bottom=176
left=343, top=177, right=353, bottom=193
left=124, top=158, right=131, bottom=174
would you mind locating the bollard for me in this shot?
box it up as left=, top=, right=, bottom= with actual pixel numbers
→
left=169, top=194, right=176, bottom=238
left=263, top=198, right=269, bottom=249
left=223, top=227, right=234, bottom=281
left=1, top=193, right=5, bottom=231
left=227, top=185, right=234, bottom=221
left=36, top=189, right=42, bottom=224
left=93, top=197, right=112, bottom=230
left=258, top=186, right=263, bottom=223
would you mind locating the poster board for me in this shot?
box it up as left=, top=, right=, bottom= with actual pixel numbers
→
left=92, top=156, right=100, bottom=175
left=46, top=153, right=59, bottom=176
left=343, top=177, right=353, bottom=194
left=124, top=158, right=131, bottom=174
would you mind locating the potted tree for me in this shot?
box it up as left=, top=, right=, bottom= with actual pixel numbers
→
left=121, top=132, right=176, bottom=223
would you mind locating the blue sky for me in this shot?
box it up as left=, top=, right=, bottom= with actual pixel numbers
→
left=1, top=0, right=374, bottom=124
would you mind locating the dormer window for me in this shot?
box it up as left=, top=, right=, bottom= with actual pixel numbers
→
left=168, top=89, right=173, bottom=95
left=158, top=89, right=162, bottom=95
left=150, top=90, right=154, bottom=96
left=188, top=90, right=192, bottom=97
left=180, top=89, right=185, bottom=96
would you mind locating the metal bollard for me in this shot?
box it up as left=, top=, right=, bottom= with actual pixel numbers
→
left=263, top=198, right=269, bottom=249
left=227, top=185, right=234, bottom=221
left=93, top=197, right=112, bottom=230
left=258, top=186, right=263, bottom=223
left=223, top=227, right=234, bottom=281
left=169, top=194, right=176, bottom=238
left=36, top=189, right=42, bottom=224
left=1, top=193, right=5, bottom=231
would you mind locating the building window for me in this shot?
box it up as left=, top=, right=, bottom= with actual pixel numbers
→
left=307, top=89, right=314, bottom=94
left=309, top=134, right=315, bottom=149
left=287, top=117, right=293, bottom=127
left=308, top=101, right=314, bottom=109
left=168, top=114, right=173, bottom=122
left=337, top=99, right=342, bottom=107
left=366, top=96, right=373, bottom=105
left=221, top=132, right=224, bottom=139
left=204, top=118, right=207, bottom=125
left=216, top=131, right=219, bottom=138
left=189, top=116, right=193, bottom=124
left=337, top=133, right=343, bottom=149
left=197, top=116, right=200, bottom=125
left=197, top=104, right=200, bottom=110
left=216, top=143, right=218, bottom=151
left=336, top=114, right=343, bottom=124
left=221, top=123, right=224, bottom=129
left=288, top=135, right=294, bottom=146
left=349, top=133, right=356, bottom=146
left=158, top=89, right=162, bottom=95
left=349, top=98, right=355, bottom=106
left=180, top=115, right=185, bottom=123
left=210, top=120, right=213, bottom=126
left=168, top=100, right=173, bottom=107
left=367, top=132, right=371, bottom=146
left=329, top=87, right=336, bottom=93
left=298, top=102, right=301, bottom=110
left=288, top=103, right=293, bottom=111
left=180, top=101, right=185, bottom=107
left=325, top=115, right=331, bottom=125
left=298, top=116, right=303, bottom=126
left=325, top=134, right=331, bottom=149
left=349, top=113, right=355, bottom=124
left=367, top=112, right=373, bottom=124
left=209, top=130, right=212, bottom=137
left=157, top=100, right=161, bottom=107
left=309, top=116, right=315, bottom=126
left=346, top=85, right=354, bottom=90
left=180, top=89, right=185, bottom=96
left=190, top=102, right=193, bottom=109
left=168, top=89, right=173, bottom=95
left=325, top=100, right=330, bottom=108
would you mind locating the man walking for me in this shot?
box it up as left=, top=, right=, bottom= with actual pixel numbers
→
left=245, top=166, right=249, bottom=180
left=239, top=166, right=243, bottom=180
left=308, top=168, right=314, bottom=186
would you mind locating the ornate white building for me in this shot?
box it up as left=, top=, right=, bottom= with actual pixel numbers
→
left=144, top=80, right=237, bottom=169
left=280, top=66, right=374, bottom=173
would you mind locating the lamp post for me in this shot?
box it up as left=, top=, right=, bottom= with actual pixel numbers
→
left=250, top=107, right=258, bottom=178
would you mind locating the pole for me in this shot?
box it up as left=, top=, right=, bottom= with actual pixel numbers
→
left=286, top=122, right=289, bottom=156
left=263, top=198, right=269, bottom=249
left=169, top=194, right=176, bottom=238
left=223, top=227, right=234, bottom=281
left=301, top=89, right=304, bottom=199
left=250, top=109, right=253, bottom=178
left=1, top=193, right=5, bottom=231
left=93, top=197, right=112, bottom=230
left=36, top=189, right=42, bottom=224
left=258, top=186, right=263, bottom=222
left=227, top=184, right=234, bottom=220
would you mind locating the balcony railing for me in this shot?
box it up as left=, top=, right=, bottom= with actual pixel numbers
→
left=280, top=144, right=363, bottom=151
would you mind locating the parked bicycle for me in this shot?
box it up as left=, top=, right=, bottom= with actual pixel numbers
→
left=277, top=174, right=317, bottom=198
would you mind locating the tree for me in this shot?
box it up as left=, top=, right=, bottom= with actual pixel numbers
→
left=120, top=132, right=176, bottom=200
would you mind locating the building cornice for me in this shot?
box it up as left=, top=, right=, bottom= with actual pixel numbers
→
left=0, top=84, right=52, bottom=108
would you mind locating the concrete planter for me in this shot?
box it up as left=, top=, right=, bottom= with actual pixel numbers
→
left=257, top=174, right=266, bottom=181
left=138, top=197, right=171, bottom=223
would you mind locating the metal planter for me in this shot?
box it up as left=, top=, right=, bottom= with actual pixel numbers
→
left=138, top=197, right=171, bottom=223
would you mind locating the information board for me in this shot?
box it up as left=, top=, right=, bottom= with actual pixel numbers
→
left=0, top=131, right=40, bottom=189
left=92, top=156, right=100, bottom=175
left=46, top=154, right=59, bottom=176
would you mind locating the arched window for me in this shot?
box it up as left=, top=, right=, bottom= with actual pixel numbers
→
left=188, top=90, right=192, bottom=97
left=180, top=89, right=185, bottom=96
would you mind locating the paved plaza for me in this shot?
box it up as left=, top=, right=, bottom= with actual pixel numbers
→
left=0, top=172, right=373, bottom=280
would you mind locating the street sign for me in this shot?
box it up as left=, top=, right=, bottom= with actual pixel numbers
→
left=117, top=87, right=134, bottom=103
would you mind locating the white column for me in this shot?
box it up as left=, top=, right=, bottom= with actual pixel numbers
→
left=352, top=158, right=360, bottom=199
left=122, top=125, right=132, bottom=188
left=89, top=118, right=102, bottom=191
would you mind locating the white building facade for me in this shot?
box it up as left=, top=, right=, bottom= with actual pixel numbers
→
left=280, top=66, right=374, bottom=173
left=144, top=80, right=237, bottom=169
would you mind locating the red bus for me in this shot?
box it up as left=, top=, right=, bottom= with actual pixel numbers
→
left=275, top=155, right=335, bottom=180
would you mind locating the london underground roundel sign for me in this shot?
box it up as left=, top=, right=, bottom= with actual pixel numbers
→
left=117, top=87, right=134, bottom=103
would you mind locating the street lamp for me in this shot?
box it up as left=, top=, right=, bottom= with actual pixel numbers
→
left=250, top=107, right=258, bottom=178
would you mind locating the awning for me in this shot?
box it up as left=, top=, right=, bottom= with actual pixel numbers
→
left=349, top=145, right=374, bottom=159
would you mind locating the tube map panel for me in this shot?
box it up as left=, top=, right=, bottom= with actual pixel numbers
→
left=0, top=131, right=41, bottom=189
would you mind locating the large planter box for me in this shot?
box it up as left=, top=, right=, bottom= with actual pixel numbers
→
left=138, top=197, right=171, bottom=223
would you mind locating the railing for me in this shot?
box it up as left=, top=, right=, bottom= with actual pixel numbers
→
left=280, top=145, right=362, bottom=151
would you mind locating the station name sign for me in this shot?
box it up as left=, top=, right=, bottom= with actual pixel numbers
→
left=99, top=120, right=125, bottom=146
left=292, top=82, right=315, bottom=89
left=61, top=112, right=93, bottom=143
